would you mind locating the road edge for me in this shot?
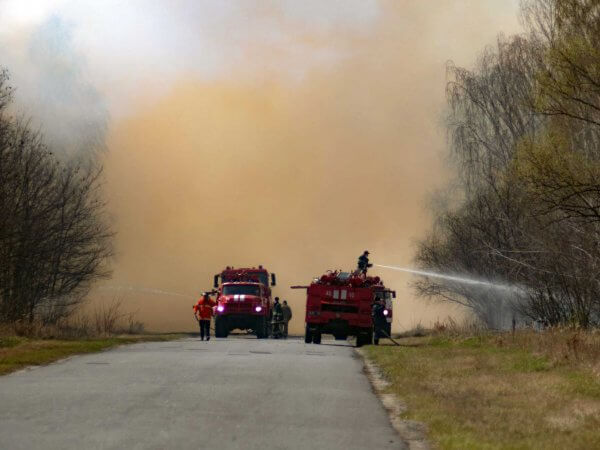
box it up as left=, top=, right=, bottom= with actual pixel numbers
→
left=1, top=334, right=187, bottom=377
left=355, top=348, right=430, bottom=450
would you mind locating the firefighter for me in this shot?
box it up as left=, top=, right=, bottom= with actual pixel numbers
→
left=372, top=297, right=387, bottom=345
left=193, top=292, right=216, bottom=341
left=281, top=300, right=292, bottom=338
left=272, top=297, right=284, bottom=338
left=273, top=297, right=283, bottom=316
left=357, top=250, right=372, bottom=275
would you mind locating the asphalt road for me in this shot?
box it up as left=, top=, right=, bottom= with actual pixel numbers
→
left=0, top=336, right=404, bottom=450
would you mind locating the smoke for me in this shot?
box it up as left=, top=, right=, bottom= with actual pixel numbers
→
left=0, top=13, right=106, bottom=155
left=1, top=0, right=522, bottom=333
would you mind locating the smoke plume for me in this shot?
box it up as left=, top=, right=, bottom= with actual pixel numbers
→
left=1, top=1, right=522, bottom=332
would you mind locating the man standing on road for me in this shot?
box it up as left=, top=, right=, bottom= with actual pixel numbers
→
left=281, top=300, right=292, bottom=338
left=372, top=298, right=386, bottom=345
left=272, top=297, right=284, bottom=338
left=273, top=297, right=283, bottom=316
left=193, top=293, right=216, bottom=341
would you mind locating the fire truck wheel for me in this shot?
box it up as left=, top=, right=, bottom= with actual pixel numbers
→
left=356, top=331, right=371, bottom=347
left=304, top=325, right=312, bottom=343
left=256, top=317, right=267, bottom=339
left=313, top=330, right=322, bottom=344
left=215, top=317, right=228, bottom=338
left=365, top=329, right=373, bottom=345
left=355, top=334, right=364, bottom=347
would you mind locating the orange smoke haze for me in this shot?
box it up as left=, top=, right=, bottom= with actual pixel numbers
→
left=94, top=1, right=521, bottom=333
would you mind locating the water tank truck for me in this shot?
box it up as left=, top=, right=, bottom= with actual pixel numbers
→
left=292, top=270, right=395, bottom=347
left=213, top=266, right=276, bottom=339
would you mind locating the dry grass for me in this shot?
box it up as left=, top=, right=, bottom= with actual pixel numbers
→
left=0, top=299, right=180, bottom=376
left=1, top=298, right=145, bottom=339
left=0, top=334, right=183, bottom=376
left=364, top=328, right=600, bottom=450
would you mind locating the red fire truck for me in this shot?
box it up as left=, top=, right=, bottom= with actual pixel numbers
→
left=293, top=271, right=395, bottom=347
left=213, top=266, right=276, bottom=339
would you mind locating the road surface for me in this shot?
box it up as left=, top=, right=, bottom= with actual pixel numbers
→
left=0, top=336, right=404, bottom=450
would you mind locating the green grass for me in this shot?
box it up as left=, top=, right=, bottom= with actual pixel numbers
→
left=0, top=336, right=24, bottom=349
left=364, top=334, right=600, bottom=450
left=0, top=334, right=184, bottom=376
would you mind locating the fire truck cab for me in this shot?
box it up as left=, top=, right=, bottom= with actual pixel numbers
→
left=213, top=266, right=276, bottom=339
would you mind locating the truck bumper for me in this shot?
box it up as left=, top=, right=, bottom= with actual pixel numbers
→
left=306, top=318, right=372, bottom=337
left=219, top=314, right=264, bottom=331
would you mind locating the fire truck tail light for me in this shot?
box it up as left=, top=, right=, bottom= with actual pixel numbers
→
left=383, top=309, right=389, bottom=316
left=255, top=306, right=262, bottom=313
left=217, top=305, right=225, bottom=312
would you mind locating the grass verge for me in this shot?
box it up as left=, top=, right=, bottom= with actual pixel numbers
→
left=0, top=334, right=184, bottom=376
left=364, top=331, right=600, bottom=450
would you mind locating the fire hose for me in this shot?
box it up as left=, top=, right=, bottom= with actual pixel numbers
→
left=377, top=326, right=401, bottom=346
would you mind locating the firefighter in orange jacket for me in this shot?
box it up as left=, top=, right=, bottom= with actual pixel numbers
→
left=193, top=293, right=216, bottom=341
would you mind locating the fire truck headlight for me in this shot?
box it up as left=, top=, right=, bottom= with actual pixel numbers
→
left=217, top=305, right=225, bottom=313
left=383, top=309, right=389, bottom=316
left=255, top=306, right=262, bottom=313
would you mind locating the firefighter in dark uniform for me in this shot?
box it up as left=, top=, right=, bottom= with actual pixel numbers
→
left=372, top=297, right=387, bottom=345
left=272, top=297, right=284, bottom=338
left=357, top=250, right=372, bottom=275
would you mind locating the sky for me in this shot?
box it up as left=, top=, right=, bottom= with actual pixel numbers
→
left=0, top=0, right=523, bottom=332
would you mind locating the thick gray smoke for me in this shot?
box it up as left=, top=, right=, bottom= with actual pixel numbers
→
left=0, top=15, right=107, bottom=156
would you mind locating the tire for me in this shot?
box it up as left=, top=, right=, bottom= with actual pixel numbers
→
left=215, top=317, right=228, bottom=338
left=356, top=334, right=364, bottom=348
left=356, top=330, right=371, bottom=347
left=365, top=328, right=373, bottom=345
left=256, top=317, right=267, bottom=339
left=313, top=330, right=322, bottom=345
left=304, top=324, right=313, bottom=344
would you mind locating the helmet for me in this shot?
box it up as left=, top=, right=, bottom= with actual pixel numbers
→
left=364, top=250, right=370, bottom=254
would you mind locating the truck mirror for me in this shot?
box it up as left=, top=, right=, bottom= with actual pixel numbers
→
left=271, top=273, right=276, bottom=286
left=392, top=291, right=396, bottom=299
left=214, top=274, right=219, bottom=289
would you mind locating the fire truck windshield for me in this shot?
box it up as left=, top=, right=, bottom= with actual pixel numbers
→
left=375, top=291, right=392, bottom=300
left=222, top=272, right=269, bottom=286
left=223, top=285, right=261, bottom=296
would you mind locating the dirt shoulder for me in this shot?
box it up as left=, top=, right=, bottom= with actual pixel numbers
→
left=362, top=331, right=600, bottom=450
left=0, top=334, right=184, bottom=376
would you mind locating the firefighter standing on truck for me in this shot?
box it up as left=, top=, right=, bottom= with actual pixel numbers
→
left=357, top=250, right=372, bottom=275
left=193, top=293, right=216, bottom=341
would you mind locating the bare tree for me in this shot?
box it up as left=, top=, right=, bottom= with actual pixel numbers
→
left=0, top=70, right=113, bottom=324
left=414, top=0, right=600, bottom=328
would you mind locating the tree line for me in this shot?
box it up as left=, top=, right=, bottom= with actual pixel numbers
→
left=415, top=0, right=600, bottom=328
left=0, top=69, right=113, bottom=324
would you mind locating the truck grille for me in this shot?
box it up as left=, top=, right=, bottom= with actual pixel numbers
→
left=227, top=303, right=252, bottom=313
left=321, top=303, right=358, bottom=314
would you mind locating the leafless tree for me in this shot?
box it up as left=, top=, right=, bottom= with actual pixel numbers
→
left=0, top=70, right=113, bottom=324
left=415, top=1, right=600, bottom=328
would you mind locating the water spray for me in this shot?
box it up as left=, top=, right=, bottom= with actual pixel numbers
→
left=374, top=264, right=517, bottom=291
left=99, top=285, right=196, bottom=299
